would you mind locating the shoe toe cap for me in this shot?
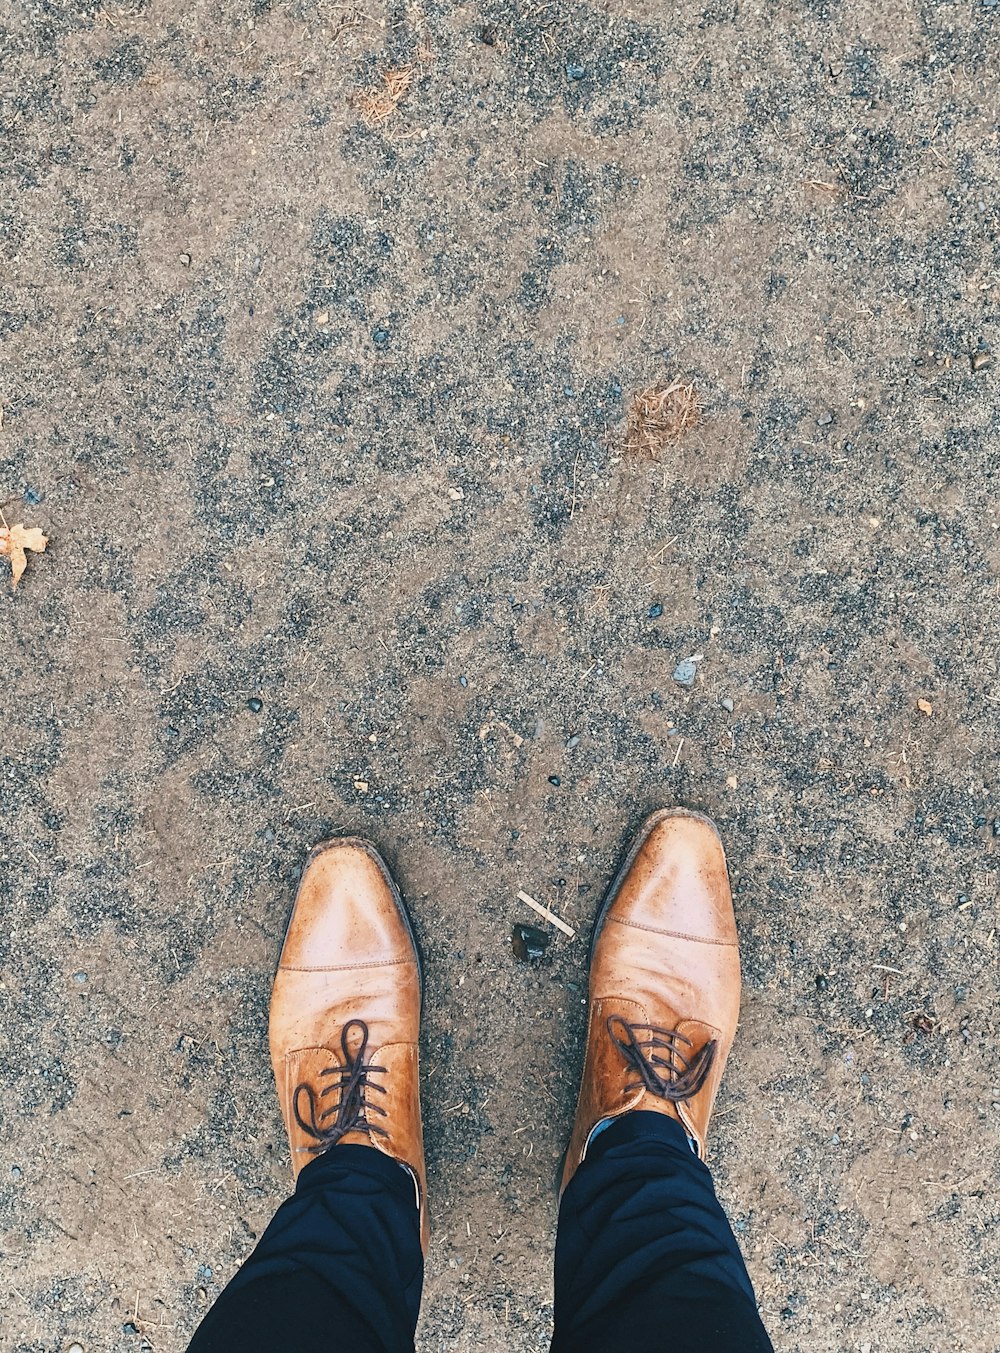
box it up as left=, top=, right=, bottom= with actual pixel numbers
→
left=612, top=810, right=736, bottom=942
left=279, top=840, right=413, bottom=970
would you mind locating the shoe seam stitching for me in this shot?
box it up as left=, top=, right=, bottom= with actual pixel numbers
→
left=278, top=957, right=417, bottom=972
left=608, top=917, right=737, bottom=946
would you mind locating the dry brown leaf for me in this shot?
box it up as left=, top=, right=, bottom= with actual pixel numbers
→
left=916, top=697, right=934, bottom=716
left=0, top=522, right=48, bottom=590
left=622, top=379, right=702, bottom=457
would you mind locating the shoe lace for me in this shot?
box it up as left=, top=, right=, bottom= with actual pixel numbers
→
left=292, top=1019, right=388, bottom=1155
left=607, top=1014, right=716, bottom=1101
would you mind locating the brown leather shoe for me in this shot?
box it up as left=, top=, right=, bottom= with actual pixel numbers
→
left=561, top=808, right=741, bottom=1194
left=269, top=838, right=428, bottom=1250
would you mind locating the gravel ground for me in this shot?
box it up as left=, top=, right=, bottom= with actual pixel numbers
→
left=2, top=1, right=998, bottom=1350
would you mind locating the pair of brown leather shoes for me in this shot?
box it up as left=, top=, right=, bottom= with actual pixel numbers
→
left=269, top=808, right=742, bottom=1252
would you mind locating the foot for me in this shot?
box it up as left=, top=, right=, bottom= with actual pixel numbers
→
left=269, top=838, right=428, bottom=1250
left=561, top=808, right=741, bottom=1193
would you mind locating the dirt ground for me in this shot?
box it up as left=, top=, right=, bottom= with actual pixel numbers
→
left=2, top=0, right=999, bottom=1349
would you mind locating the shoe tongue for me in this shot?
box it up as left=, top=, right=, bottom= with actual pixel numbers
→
left=335, top=1129, right=378, bottom=1148
left=603, top=999, right=714, bottom=1096
left=285, top=1045, right=380, bottom=1161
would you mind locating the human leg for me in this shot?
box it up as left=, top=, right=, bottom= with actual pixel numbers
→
left=553, top=810, right=772, bottom=1352
left=187, top=839, right=427, bottom=1353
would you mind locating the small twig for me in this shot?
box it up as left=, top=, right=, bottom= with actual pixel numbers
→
left=517, top=889, right=576, bottom=939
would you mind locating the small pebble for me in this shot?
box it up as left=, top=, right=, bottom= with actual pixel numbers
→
left=816, top=411, right=833, bottom=426
left=458, top=675, right=468, bottom=688
left=11, top=1165, right=23, bottom=1180
left=68, top=1344, right=84, bottom=1353
left=993, top=818, right=1000, bottom=837
left=179, top=252, right=191, bottom=266
left=672, top=656, right=701, bottom=687
left=73, top=970, right=87, bottom=984
left=565, top=734, right=580, bottom=749
left=247, top=697, right=263, bottom=713
left=372, top=327, right=391, bottom=350
left=24, top=486, right=43, bottom=505
left=972, top=349, right=993, bottom=371
left=565, top=63, right=586, bottom=80
left=648, top=602, right=663, bottom=619
left=512, top=923, right=550, bottom=963
left=548, top=774, right=561, bottom=786
left=816, top=974, right=829, bottom=992
left=720, top=696, right=735, bottom=713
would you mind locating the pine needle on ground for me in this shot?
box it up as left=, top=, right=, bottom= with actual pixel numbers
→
left=622, top=379, right=702, bottom=457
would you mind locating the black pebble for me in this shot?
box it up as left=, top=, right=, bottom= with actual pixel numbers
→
left=815, top=974, right=829, bottom=992
left=247, top=697, right=264, bottom=713
left=548, top=775, right=561, bottom=786
left=372, top=327, right=390, bottom=350
left=648, top=602, right=663, bottom=618
left=512, top=923, right=550, bottom=963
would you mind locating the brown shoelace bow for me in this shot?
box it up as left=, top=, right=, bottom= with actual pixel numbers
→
left=293, top=1019, right=388, bottom=1155
left=607, top=1015, right=716, bottom=1100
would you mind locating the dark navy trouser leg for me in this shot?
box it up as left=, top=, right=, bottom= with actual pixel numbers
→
left=551, top=1112, right=774, bottom=1353
left=188, top=1116, right=771, bottom=1352
left=186, top=1145, right=422, bottom=1353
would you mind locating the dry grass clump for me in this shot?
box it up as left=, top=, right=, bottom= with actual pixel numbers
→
left=622, top=379, right=702, bottom=457
left=355, top=66, right=414, bottom=127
